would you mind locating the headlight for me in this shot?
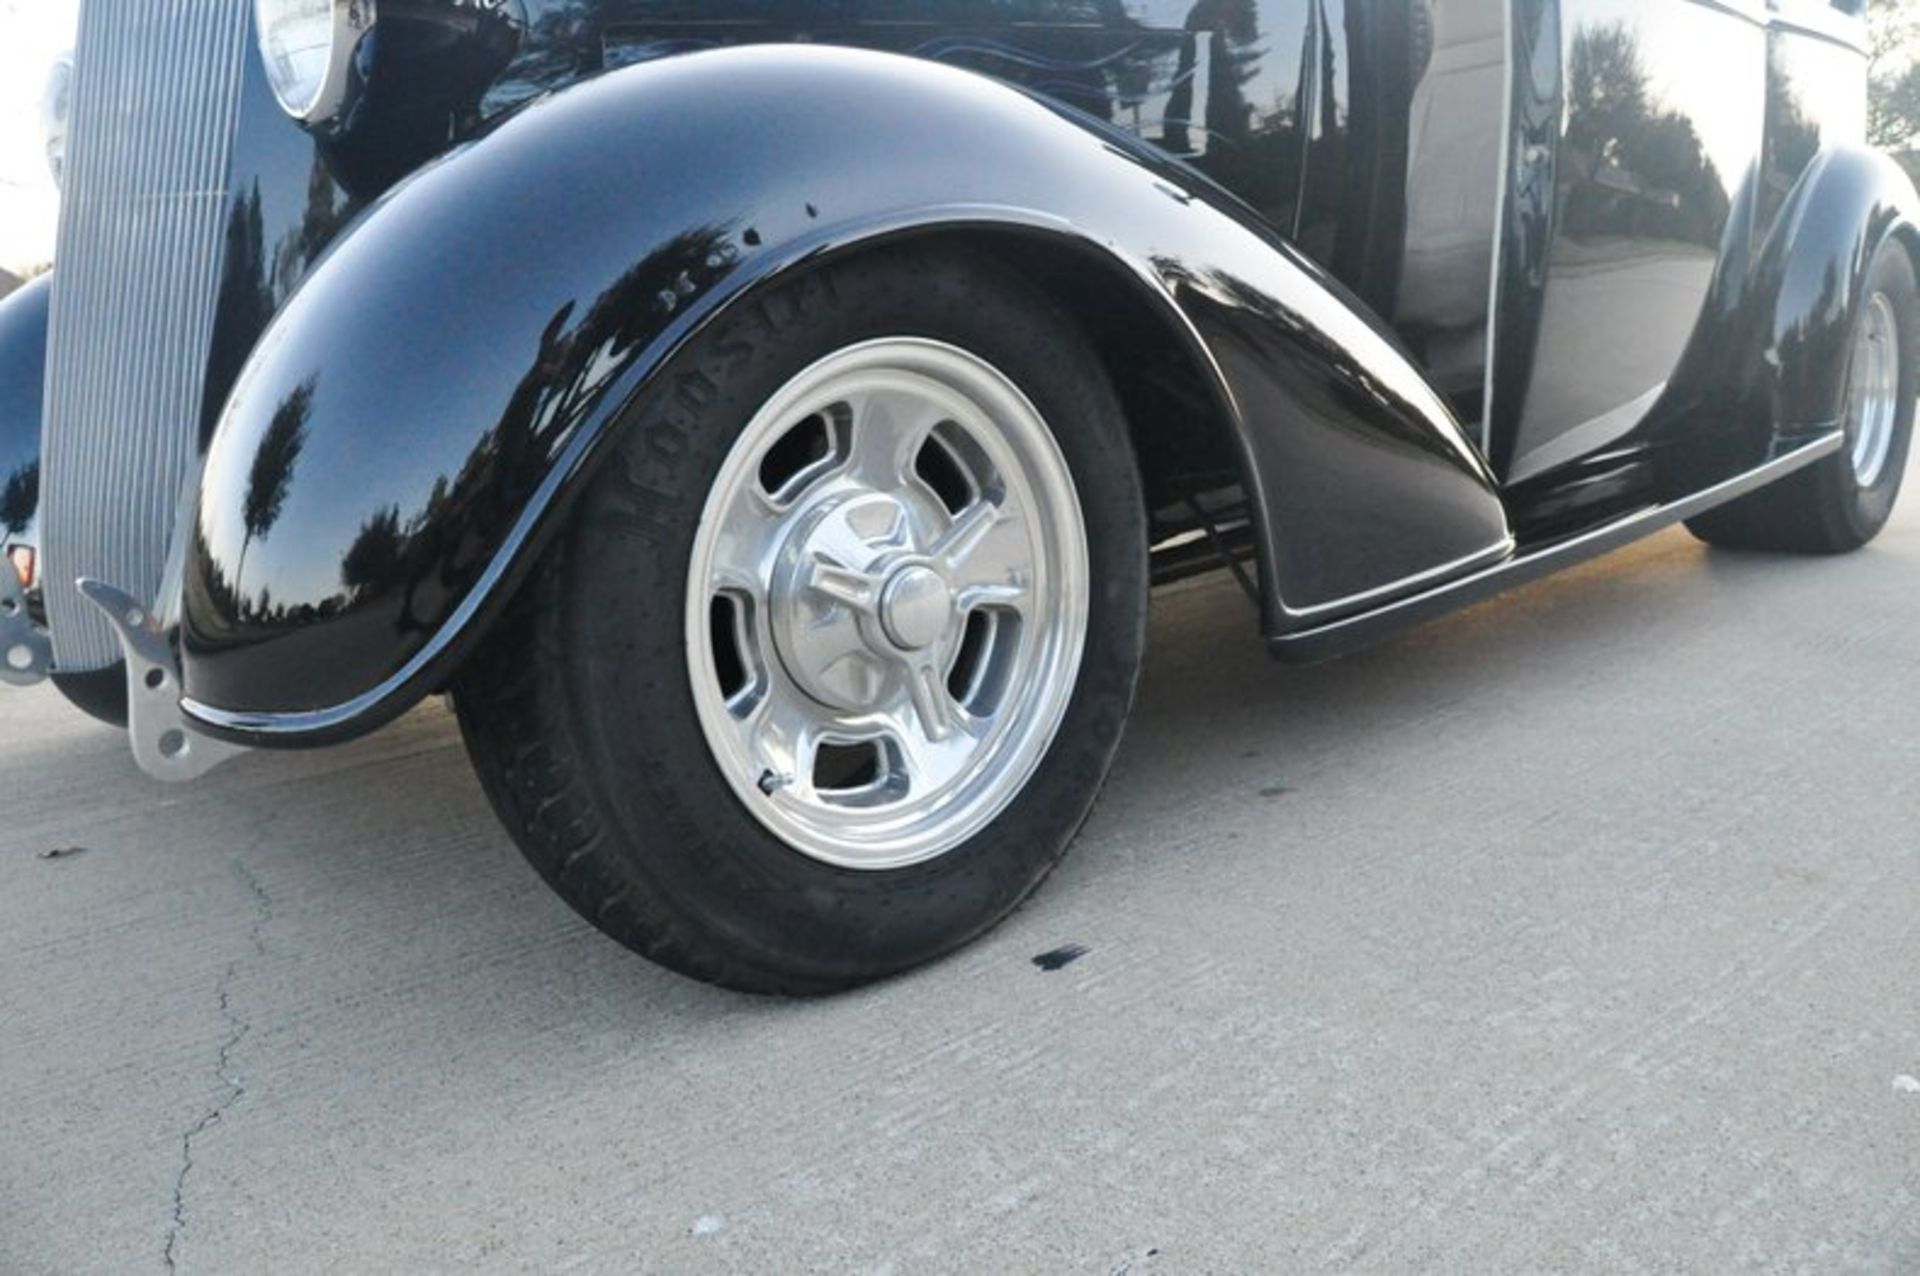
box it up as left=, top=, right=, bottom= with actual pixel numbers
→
left=9, top=546, right=35, bottom=593
left=254, top=0, right=376, bottom=127
left=40, top=54, right=73, bottom=189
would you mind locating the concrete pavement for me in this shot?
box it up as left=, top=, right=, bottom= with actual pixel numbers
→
left=4, top=511, right=1920, bottom=1272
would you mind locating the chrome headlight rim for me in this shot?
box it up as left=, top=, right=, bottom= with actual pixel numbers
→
left=253, top=0, right=377, bottom=130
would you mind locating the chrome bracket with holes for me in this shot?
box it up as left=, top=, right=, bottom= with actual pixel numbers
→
left=0, top=565, right=51, bottom=687
left=77, top=579, right=246, bottom=782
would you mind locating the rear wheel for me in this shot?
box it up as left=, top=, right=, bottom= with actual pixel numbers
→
left=1687, top=241, right=1918, bottom=553
left=455, top=248, right=1147, bottom=994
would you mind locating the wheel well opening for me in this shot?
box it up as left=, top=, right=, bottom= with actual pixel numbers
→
left=853, top=226, right=1266, bottom=602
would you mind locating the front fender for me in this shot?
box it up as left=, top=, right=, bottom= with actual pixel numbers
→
left=0, top=274, right=47, bottom=569
left=1761, top=147, right=1920, bottom=433
left=0, top=275, right=49, bottom=683
left=183, top=45, right=1509, bottom=744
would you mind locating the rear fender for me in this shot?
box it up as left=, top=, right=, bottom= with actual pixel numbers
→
left=183, top=45, right=1510, bottom=745
left=1759, top=147, right=1920, bottom=435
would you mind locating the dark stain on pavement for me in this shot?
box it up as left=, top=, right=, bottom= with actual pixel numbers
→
left=1032, top=943, right=1090, bottom=972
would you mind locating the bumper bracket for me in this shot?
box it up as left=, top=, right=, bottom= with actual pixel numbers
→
left=77, top=579, right=245, bottom=782
left=1, top=567, right=50, bottom=687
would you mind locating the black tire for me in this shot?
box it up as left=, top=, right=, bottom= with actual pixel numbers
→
left=454, top=246, right=1147, bottom=995
left=1687, top=241, right=1918, bottom=553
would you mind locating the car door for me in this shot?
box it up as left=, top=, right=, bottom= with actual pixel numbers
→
left=1490, top=0, right=1768, bottom=484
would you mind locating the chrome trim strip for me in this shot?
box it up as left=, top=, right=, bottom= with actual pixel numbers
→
left=1286, top=534, right=1518, bottom=621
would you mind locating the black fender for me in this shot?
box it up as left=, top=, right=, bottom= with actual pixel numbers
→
left=182, top=45, right=1510, bottom=745
left=0, top=275, right=58, bottom=696
left=0, top=275, right=47, bottom=624
left=0, top=273, right=128, bottom=716
left=1758, top=147, right=1920, bottom=436
left=0, top=274, right=47, bottom=584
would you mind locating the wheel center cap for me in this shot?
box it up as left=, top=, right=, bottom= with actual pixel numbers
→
left=880, top=565, right=953, bottom=651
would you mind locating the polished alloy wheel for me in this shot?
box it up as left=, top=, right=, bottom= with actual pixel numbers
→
left=686, top=338, right=1089, bottom=870
left=1848, top=291, right=1901, bottom=487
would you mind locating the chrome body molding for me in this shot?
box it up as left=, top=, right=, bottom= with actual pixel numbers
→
left=1283, top=535, right=1519, bottom=622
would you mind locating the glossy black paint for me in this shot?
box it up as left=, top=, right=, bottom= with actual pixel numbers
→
left=1484, top=0, right=1558, bottom=478
left=62, top=0, right=1893, bottom=743
left=320, top=0, right=526, bottom=194
left=233, top=0, right=1497, bottom=391
left=1634, top=149, right=1917, bottom=503
left=1757, top=148, right=1920, bottom=433
left=1499, top=0, right=1764, bottom=484
left=1761, top=7, right=1870, bottom=241
left=580, top=1, right=1325, bottom=243
left=193, top=3, right=591, bottom=463
left=201, top=52, right=365, bottom=456
left=0, top=275, right=49, bottom=598
left=181, top=43, right=1509, bottom=742
left=48, top=666, right=127, bottom=729
left=1377, top=0, right=1510, bottom=414
left=1272, top=429, right=1845, bottom=660
left=1488, top=0, right=1896, bottom=528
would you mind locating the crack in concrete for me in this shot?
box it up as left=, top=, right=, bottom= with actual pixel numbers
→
left=162, top=856, right=273, bottom=1274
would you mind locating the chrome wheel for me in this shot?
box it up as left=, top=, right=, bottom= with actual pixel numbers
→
left=686, top=338, right=1089, bottom=871
left=1848, top=291, right=1901, bottom=487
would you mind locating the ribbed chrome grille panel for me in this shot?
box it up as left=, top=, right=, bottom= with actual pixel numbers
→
left=41, top=0, right=252, bottom=671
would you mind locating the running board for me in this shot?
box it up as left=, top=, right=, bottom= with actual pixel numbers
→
left=1268, top=431, right=1845, bottom=663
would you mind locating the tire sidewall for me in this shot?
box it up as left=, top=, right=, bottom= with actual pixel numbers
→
left=558, top=248, right=1146, bottom=984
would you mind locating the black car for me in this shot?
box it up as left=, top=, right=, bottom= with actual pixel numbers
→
left=2, top=0, right=1915, bottom=992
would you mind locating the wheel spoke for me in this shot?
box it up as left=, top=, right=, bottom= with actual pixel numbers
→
left=931, top=498, right=997, bottom=564
left=711, top=485, right=785, bottom=593
left=890, top=691, right=985, bottom=789
left=804, top=558, right=881, bottom=615
left=956, top=581, right=1029, bottom=613
left=903, top=654, right=957, bottom=742
left=846, top=384, right=940, bottom=490
left=935, top=498, right=1032, bottom=602
left=745, top=684, right=818, bottom=801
